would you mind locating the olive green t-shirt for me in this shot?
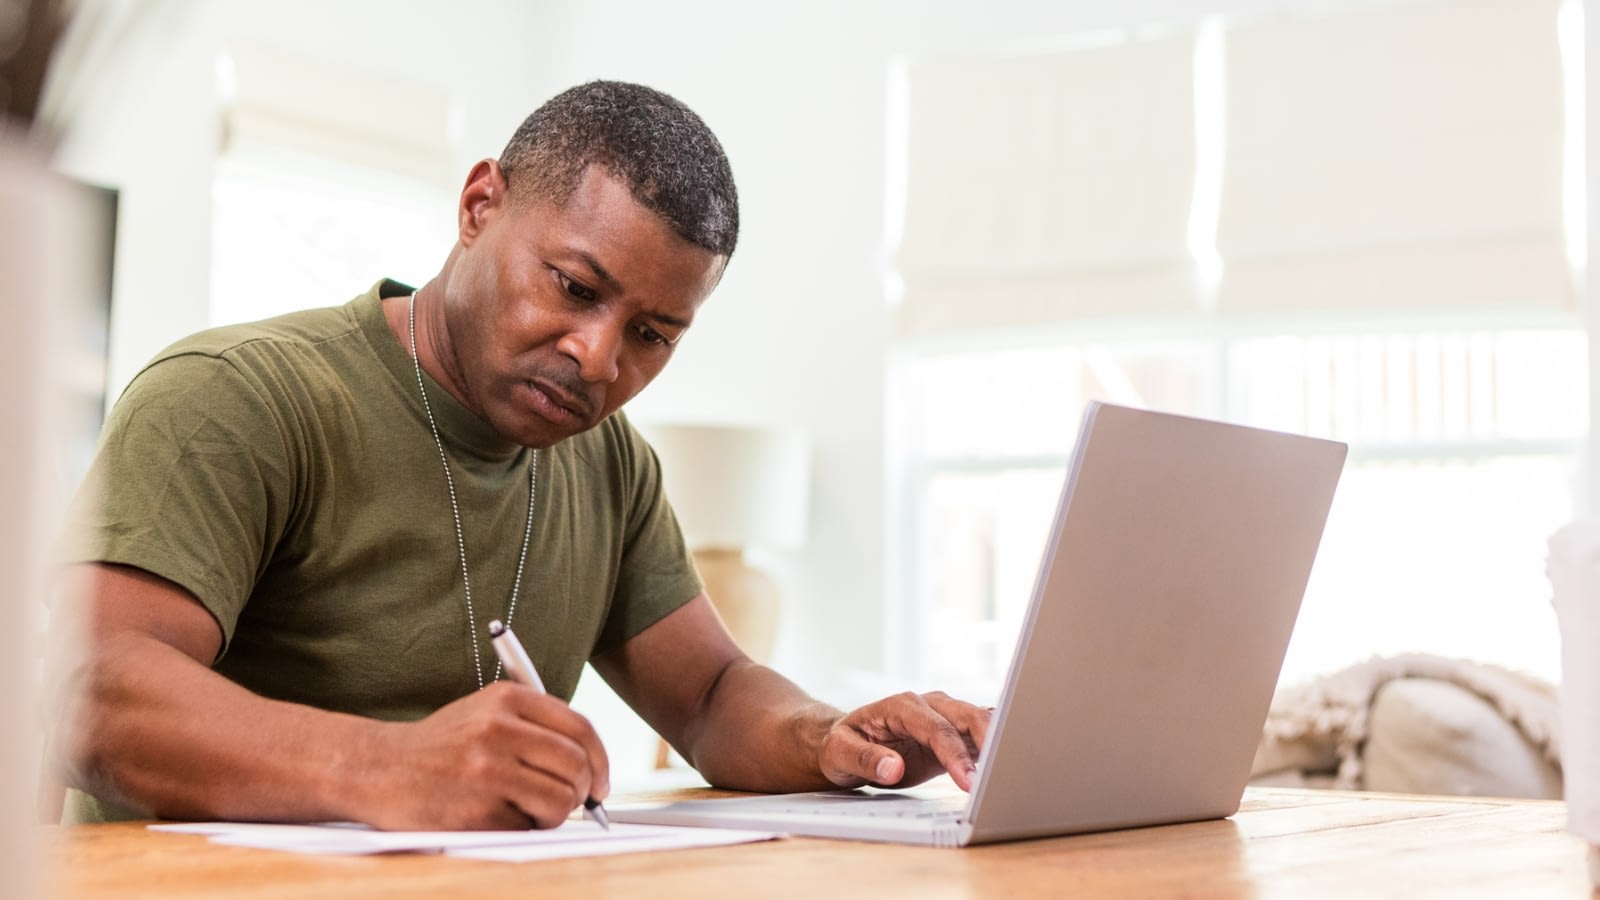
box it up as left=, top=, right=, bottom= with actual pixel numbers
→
left=62, top=279, right=701, bottom=821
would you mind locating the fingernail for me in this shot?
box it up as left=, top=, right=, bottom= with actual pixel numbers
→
left=876, top=757, right=896, bottom=783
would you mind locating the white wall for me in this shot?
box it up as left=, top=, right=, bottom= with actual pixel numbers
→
left=49, top=0, right=1598, bottom=779
left=52, top=0, right=553, bottom=399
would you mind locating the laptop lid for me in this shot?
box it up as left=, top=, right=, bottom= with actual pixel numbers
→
left=611, top=402, right=1346, bottom=846
left=962, top=401, right=1346, bottom=842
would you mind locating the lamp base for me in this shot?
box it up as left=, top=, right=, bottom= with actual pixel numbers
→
left=655, top=547, right=783, bottom=770
left=692, top=547, right=780, bottom=665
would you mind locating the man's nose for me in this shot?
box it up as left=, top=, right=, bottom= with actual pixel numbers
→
left=558, top=321, right=622, bottom=384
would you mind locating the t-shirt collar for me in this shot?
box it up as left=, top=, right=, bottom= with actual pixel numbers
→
left=358, top=278, right=524, bottom=463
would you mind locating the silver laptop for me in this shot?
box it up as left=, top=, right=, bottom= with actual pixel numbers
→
left=611, top=402, right=1347, bottom=846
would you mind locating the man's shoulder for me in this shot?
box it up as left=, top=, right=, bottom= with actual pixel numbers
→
left=141, top=280, right=404, bottom=385
left=154, top=303, right=360, bottom=366
left=115, top=294, right=387, bottom=424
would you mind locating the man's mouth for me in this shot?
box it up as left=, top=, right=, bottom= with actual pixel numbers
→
left=524, top=378, right=592, bottom=425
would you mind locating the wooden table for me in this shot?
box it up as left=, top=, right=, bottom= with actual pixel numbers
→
left=43, top=787, right=1597, bottom=899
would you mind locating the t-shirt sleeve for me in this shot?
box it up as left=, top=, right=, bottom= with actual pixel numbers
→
left=59, top=352, right=295, bottom=651
left=591, top=414, right=703, bottom=654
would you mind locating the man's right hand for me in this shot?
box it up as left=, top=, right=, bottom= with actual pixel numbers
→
left=361, top=681, right=610, bottom=830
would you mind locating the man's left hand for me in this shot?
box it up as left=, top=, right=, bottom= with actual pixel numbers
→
left=818, top=691, right=993, bottom=791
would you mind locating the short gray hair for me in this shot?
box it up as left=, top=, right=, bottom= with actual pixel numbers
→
left=499, top=80, right=739, bottom=258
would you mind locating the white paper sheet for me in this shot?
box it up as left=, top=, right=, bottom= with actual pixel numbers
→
left=444, top=823, right=782, bottom=862
left=150, top=819, right=779, bottom=860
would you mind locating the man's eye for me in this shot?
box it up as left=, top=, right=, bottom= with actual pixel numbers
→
left=636, top=325, right=670, bottom=346
left=557, top=272, right=598, bottom=302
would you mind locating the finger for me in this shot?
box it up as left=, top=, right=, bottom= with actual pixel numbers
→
left=892, top=698, right=981, bottom=790
left=924, top=726, right=979, bottom=791
left=532, top=705, right=610, bottom=801
left=502, top=762, right=595, bottom=829
left=923, top=691, right=995, bottom=757
left=516, top=726, right=593, bottom=799
left=863, top=743, right=905, bottom=786
left=495, top=684, right=612, bottom=800
left=458, top=702, right=589, bottom=826
left=880, top=694, right=981, bottom=789
left=575, top=715, right=610, bottom=801
left=822, top=724, right=906, bottom=787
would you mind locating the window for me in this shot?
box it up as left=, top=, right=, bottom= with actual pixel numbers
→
left=211, top=149, right=454, bottom=326
left=895, top=328, right=1583, bottom=697
left=208, top=45, right=458, bottom=325
left=888, top=0, right=1581, bottom=698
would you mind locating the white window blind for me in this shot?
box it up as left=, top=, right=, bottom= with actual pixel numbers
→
left=209, top=46, right=459, bottom=327
left=219, top=44, right=458, bottom=190
left=1216, top=0, right=1573, bottom=314
left=893, top=32, right=1199, bottom=337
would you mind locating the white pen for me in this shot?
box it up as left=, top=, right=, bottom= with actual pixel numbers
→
left=487, top=619, right=611, bottom=830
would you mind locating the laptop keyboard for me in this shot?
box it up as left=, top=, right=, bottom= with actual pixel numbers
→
left=763, top=792, right=969, bottom=821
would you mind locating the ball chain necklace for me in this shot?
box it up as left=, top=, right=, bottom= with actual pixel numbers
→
left=409, top=293, right=537, bottom=690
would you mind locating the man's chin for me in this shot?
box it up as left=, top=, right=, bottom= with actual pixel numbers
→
left=488, top=409, right=589, bottom=450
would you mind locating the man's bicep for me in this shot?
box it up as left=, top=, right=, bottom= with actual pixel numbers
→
left=64, top=563, right=224, bottom=666
left=591, top=593, right=745, bottom=748
left=62, top=354, right=293, bottom=653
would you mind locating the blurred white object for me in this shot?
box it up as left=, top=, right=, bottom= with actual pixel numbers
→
left=641, top=424, right=810, bottom=552
left=1545, top=520, right=1600, bottom=886
left=0, top=129, right=82, bottom=897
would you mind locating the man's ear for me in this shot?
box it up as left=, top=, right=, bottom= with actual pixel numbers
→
left=457, top=159, right=508, bottom=244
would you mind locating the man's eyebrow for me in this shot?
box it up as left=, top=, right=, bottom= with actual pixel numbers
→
left=576, top=251, right=619, bottom=288
left=650, top=309, right=693, bottom=332
left=573, top=248, right=694, bottom=332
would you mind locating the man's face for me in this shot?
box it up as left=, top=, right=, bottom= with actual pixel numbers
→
left=442, top=164, right=725, bottom=448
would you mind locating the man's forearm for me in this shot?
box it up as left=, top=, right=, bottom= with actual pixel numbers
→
left=677, top=658, right=846, bottom=793
left=58, top=631, right=381, bottom=822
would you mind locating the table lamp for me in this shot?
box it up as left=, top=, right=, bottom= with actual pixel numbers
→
left=639, top=423, right=811, bottom=665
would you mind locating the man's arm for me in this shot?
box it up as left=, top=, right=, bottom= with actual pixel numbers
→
left=50, top=563, right=610, bottom=829
left=591, top=593, right=992, bottom=792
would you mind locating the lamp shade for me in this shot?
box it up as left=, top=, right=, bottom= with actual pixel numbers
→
left=640, top=424, right=811, bottom=551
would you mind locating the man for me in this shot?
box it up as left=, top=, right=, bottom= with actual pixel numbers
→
left=51, top=80, right=990, bottom=829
